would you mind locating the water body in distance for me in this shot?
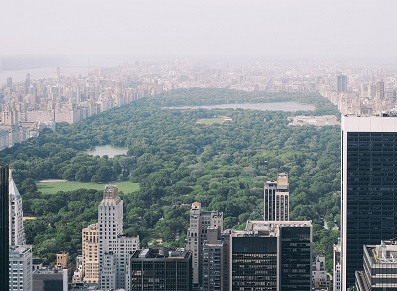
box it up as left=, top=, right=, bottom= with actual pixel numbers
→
left=0, top=66, right=95, bottom=84
left=164, top=102, right=315, bottom=112
left=87, top=145, right=128, bottom=158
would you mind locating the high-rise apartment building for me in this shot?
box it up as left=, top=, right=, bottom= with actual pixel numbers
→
left=98, top=185, right=139, bottom=290
left=336, top=74, right=348, bottom=93
left=230, top=220, right=312, bottom=291
left=9, top=170, right=25, bottom=246
left=0, top=165, right=9, bottom=291
left=341, top=115, right=397, bottom=289
left=9, top=245, right=32, bottom=291
left=264, top=173, right=289, bottom=221
left=7, top=168, right=33, bottom=291
left=186, top=202, right=223, bottom=287
left=82, top=223, right=99, bottom=283
left=202, top=227, right=225, bottom=291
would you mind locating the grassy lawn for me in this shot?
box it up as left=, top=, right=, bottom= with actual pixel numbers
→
left=37, top=180, right=140, bottom=194
left=196, top=116, right=231, bottom=125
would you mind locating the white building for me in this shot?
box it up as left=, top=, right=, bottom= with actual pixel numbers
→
left=98, top=185, right=139, bottom=290
left=9, top=245, right=32, bottom=291
left=9, top=170, right=25, bottom=246
left=8, top=169, right=32, bottom=291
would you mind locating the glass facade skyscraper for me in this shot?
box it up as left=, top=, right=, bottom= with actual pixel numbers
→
left=341, top=115, right=397, bottom=289
left=0, top=165, right=9, bottom=291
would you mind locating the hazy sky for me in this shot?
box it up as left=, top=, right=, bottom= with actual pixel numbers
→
left=1, top=0, right=396, bottom=60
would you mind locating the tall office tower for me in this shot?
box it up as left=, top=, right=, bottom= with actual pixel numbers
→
left=264, top=172, right=289, bottom=221
left=230, top=220, right=312, bottom=291
left=9, top=245, right=32, bottom=291
left=341, top=114, right=397, bottom=289
left=128, top=248, right=192, bottom=291
left=98, top=185, right=139, bottom=290
left=186, top=202, right=223, bottom=288
left=355, top=241, right=397, bottom=290
left=336, top=74, right=348, bottom=93
left=376, top=79, right=385, bottom=100
left=25, top=74, right=30, bottom=94
left=333, top=240, right=341, bottom=291
left=82, top=223, right=99, bottom=283
left=7, top=77, right=12, bottom=91
left=0, top=165, right=9, bottom=291
left=9, top=170, right=25, bottom=246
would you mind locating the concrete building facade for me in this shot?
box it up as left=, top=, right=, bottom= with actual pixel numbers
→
left=186, top=202, right=223, bottom=288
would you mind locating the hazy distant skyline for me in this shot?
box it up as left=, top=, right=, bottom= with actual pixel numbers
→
left=1, top=0, right=397, bottom=61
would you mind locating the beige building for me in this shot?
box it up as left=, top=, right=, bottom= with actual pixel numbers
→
left=82, top=223, right=99, bottom=283
left=56, top=252, right=68, bottom=269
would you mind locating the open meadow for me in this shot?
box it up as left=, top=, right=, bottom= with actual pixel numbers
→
left=37, top=180, right=140, bottom=194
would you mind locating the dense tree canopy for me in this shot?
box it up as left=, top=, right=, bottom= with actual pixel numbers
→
left=1, top=88, right=340, bottom=270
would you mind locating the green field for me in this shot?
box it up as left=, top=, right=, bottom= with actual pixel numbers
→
left=197, top=116, right=231, bottom=125
left=37, top=180, right=140, bottom=194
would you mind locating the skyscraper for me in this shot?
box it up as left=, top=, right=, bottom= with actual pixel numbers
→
left=264, top=173, right=289, bottom=221
left=0, top=165, right=9, bottom=291
left=230, top=220, right=312, bottom=290
left=9, top=170, right=25, bottom=246
left=98, top=185, right=139, bottom=290
left=186, top=202, right=223, bottom=288
left=341, top=114, right=397, bottom=288
left=8, top=169, right=33, bottom=291
left=376, top=79, right=385, bottom=100
left=336, top=74, right=348, bottom=93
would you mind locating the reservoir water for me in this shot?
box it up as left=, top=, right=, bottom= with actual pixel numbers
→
left=164, top=102, right=315, bottom=112
left=87, top=145, right=128, bottom=158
